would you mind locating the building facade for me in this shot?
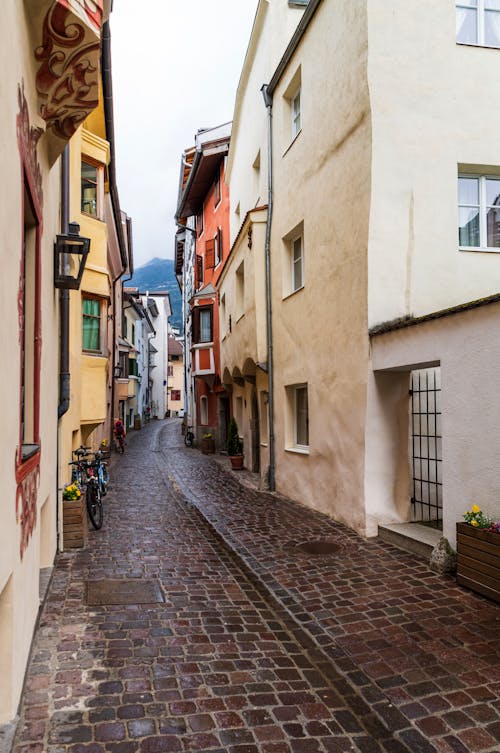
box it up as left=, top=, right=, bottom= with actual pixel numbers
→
left=219, top=0, right=500, bottom=547
left=176, top=124, right=232, bottom=448
left=167, top=336, right=184, bottom=417
left=0, top=0, right=111, bottom=727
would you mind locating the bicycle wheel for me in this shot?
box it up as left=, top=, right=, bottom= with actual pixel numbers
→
left=86, top=481, right=103, bottom=530
left=184, top=431, right=193, bottom=447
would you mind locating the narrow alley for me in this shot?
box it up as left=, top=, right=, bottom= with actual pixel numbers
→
left=11, top=420, right=500, bottom=753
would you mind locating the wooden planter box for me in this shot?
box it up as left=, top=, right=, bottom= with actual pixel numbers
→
left=63, top=497, right=88, bottom=549
left=456, top=522, right=500, bottom=604
left=201, top=437, right=215, bottom=454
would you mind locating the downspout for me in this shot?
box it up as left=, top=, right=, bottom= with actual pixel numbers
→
left=58, top=146, right=70, bottom=418
left=56, top=145, right=70, bottom=551
left=261, top=84, right=275, bottom=491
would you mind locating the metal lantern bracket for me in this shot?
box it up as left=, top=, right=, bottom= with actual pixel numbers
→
left=54, top=222, right=90, bottom=290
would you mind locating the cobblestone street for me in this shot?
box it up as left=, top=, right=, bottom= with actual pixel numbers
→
left=11, top=420, right=500, bottom=753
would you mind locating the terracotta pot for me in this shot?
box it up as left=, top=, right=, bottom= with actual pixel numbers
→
left=229, top=454, right=244, bottom=470
left=456, top=522, right=500, bottom=604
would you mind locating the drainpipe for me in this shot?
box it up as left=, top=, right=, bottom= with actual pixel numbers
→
left=58, top=147, right=70, bottom=419
left=261, top=84, right=275, bottom=491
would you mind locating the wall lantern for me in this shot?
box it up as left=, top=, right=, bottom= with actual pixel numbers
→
left=113, top=365, right=123, bottom=379
left=54, top=222, right=90, bottom=290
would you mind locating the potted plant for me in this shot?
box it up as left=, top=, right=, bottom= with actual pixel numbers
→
left=63, top=483, right=81, bottom=502
left=227, top=417, right=244, bottom=470
left=201, top=432, right=215, bottom=454
left=62, top=482, right=86, bottom=549
left=456, top=504, right=500, bottom=604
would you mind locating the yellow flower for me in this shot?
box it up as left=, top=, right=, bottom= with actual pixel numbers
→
left=471, top=504, right=480, bottom=513
left=471, top=519, right=479, bottom=527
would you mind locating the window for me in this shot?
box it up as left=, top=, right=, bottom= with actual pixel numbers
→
left=291, top=89, right=301, bottom=139
left=235, top=261, right=245, bottom=319
left=82, top=297, right=101, bottom=351
left=220, top=293, right=226, bottom=337
left=458, top=174, right=500, bottom=249
left=196, top=208, right=204, bottom=237
left=171, top=389, right=181, bottom=402
left=128, top=358, right=139, bottom=377
left=456, top=1, right=500, bottom=47
left=286, top=384, right=309, bottom=450
left=21, top=186, right=39, bottom=458
left=200, top=395, right=208, bottom=424
left=131, top=323, right=135, bottom=345
left=214, top=167, right=221, bottom=208
left=168, top=364, right=174, bottom=377
left=283, top=222, right=304, bottom=296
left=81, top=160, right=102, bottom=218
left=192, top=306, right=213, bottom=343
left=291, top=235, right=303, bottom=291
left=215, top=227, right=222, bottom=266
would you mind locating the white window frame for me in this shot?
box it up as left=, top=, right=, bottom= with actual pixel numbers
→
left=456, top=0, right=500, bottom=48
left=285, top=383, right=309, bottom=454
left=291, top=234, right=304, bottom=292
left=458, top=173, right=500, bottom=251
left=291, top=88, right=301, bottom=140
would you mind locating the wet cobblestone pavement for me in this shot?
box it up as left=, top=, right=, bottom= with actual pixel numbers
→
left=12, top=420, right=500, bottom=753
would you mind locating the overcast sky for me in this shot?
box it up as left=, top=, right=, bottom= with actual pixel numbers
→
left=111, top=1, right=258, bottom=270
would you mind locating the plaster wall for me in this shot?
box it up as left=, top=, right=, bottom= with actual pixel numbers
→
left=367, top=0, right=500, bottom=326
left=147, top=296, right=171, bottom=419
left=0, top=0, right=62, bottom=722
left=368, top=304, right=500, bottom=547
left=227, top=0, right=306, bottom=243
left=270, top=0, right=371, bottom=533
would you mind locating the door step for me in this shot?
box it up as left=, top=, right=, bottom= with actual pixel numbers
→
left=378, top=522, right=442, bottom=559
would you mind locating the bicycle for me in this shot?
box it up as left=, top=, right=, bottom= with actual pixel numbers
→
left=85, top=459, right=103, bottom=530
left=94, top=448, right=110, bottom=497
left=184, top=425, right=195, bottom=447
left=68, top=447, right=103, bottom=530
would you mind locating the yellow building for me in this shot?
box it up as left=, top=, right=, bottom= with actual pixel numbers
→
left=58, top=28, right=131, bottom=516
left=167, top=336, right=184, bottom=417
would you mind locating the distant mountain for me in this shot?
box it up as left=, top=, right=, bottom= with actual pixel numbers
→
left=130, top=257, right=182, bottom=333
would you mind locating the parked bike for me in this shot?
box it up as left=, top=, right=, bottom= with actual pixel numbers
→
left=68, top=446, right=104, bottom=530
left=184, top=425, right=195, bottom=447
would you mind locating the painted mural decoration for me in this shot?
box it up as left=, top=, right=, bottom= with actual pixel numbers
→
left=16, top=84, right=44, bottom=211
left=16, top=467, right=40, bottom=560
left=34, top=0, right=103, bottom=139
left=16, top=84, right=43, bottom=561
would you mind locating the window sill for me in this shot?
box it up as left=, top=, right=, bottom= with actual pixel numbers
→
left=282, top=285, right=304, bottom=301
left=285, top=446, right=309, bottom=456
left=260, top=442, right=268, bottom=448
left=82, top=350, right=105, bottom=356
left=459, top=246, right=500, bottom=254
left=81, top=211, right=104, bottom=222
left=456, top=41, right=500, bottom=51
left=21, top=443, right=40, bottom=462
left=282, top=129, right=302, bottom=158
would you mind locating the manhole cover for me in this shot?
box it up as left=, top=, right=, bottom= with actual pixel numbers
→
left=296, top=540, right=341, bottom=555
left=86, top=579, right=164, bottom=606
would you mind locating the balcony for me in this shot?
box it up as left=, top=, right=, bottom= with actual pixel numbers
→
left=192, top=342, right=215, bottom=384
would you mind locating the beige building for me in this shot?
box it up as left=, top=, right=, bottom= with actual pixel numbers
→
left=220, top=0, right=500, bottom=548
left=167, top=336, right=184, bottom=417
left=0, top=0, right=110, bottom=728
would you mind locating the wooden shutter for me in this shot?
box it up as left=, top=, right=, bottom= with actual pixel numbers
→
left=196, top=254, right=203, bottom=287
left=192, top=307, right=200, bottom=343
left=217, top=227, right=223, bottom=263
left=205, top=238, right=216, bottom=269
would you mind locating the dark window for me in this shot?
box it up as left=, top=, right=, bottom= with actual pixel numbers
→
left=196, top=209, right=204, bottom=237
left=192, top=306, right=213, bottom=344
left=81, top=161, right=99, bottom=216
left=171, top=389, right=181, bottom=401
left=214, top=167, right=221, bottom=207
left=196, top=254, right=203, bottom=288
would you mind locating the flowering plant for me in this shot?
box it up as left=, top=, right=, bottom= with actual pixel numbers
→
left=463, top=504, right=499, bottom=532
left=63, top=483, right=81, bottom=501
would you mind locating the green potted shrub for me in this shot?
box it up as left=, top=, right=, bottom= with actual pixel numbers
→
left=227, top=417, right=244, bottom=469
left=201, top=432, right=215, bottom=454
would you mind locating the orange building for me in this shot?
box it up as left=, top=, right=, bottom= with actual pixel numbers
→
left=175, top=123, right=231, bottom=448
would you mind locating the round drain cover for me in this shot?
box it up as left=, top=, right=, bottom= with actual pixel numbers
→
left=297, top=540, right=341, bottom=555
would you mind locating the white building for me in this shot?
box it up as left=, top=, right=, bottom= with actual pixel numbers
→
left=142, top=293, right=171, bottom=419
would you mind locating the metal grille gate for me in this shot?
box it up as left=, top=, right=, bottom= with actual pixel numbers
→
left=410, top=367, right=443, bottom=528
